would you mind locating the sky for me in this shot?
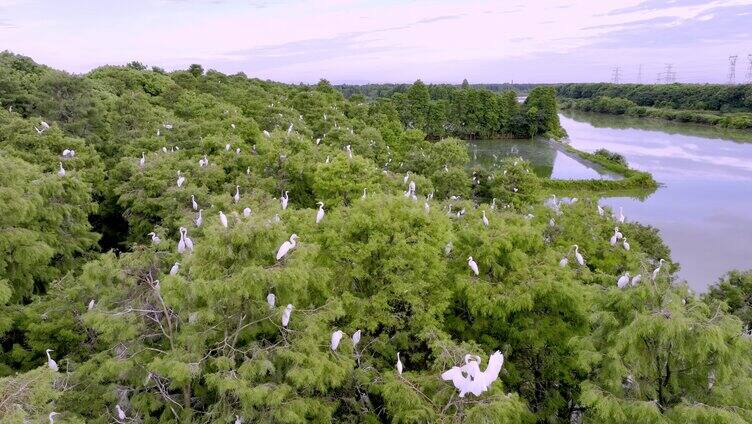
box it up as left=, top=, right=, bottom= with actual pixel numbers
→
left=1, top=0, right=751, bottom=83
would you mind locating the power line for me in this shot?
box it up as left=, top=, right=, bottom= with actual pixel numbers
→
left=663, top=64, right=676, bottom=83
left=728, top=55, right=738, bottom=85
left=637, top=64, right=642, bottom=83
left=612, top=66, right=622, bottom=83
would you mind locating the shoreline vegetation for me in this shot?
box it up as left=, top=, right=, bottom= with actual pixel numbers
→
left=3, top=52, right=752, bottom=423
left=557, top=83, right=752, bottom=131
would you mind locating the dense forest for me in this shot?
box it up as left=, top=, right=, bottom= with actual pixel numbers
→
left=2, top=52, right=752, bottom=423
left=557, top=83, right=752, bottom=130
left=341, top=81, right=563, bottom=140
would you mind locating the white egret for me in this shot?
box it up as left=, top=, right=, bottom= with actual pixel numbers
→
left=162, top=123, right=172, bottom=129
left=549, top=218, right=556, bottom=227
left=236, top=147, right=241, bottom=155
left=396, top=352, right=403, bottom=375
left=445, top=241, right=453, bottom=256
left=273, top=214, right=281, bottom=223
left=615, top=227, right=623, bottom=240
left=617, top=272, right=631, bottom=289
left=316, top=137, right=321, bottom=145
left=176, top=171, right=185, bottom=188
left=191, top=195, right=198, bottom=211
left=315, top=202, right=326, bottom=224
left=491, top=198, right=497, bottom=210
left=325, top=155, right=330, bottom=164
left=597, top=204, right=604, bottom=216
left=219, top=211, right=228, bottom=228
left=331, top=330, right=344, bottom=351
left=235, top=415, right=242, bottom=424
left=618, top=206, right=625, bottom=223
left=116, top=404, right=126, bottom=421
left=623, top=238, right=630, bottom=251
left=345, top=144, right=353, bottom=159
left=46, top=349, right=58, bottom=371
left=57, top=162, right=66, bottom=177
left=62, top=148, right=71, bottom=157
left=424, top=202, right=430, bottom=213
left=87, top=299, right=95, bottom=310
left=276, top=234, right=298, bottom=260
left=468, top=256, right=479, bottom=276
left=195, top=209, right=203, bottom=227
left=287, top=123, right=294, bottom=134
left=225, top=143, right=231, bottom=151
left=482, top=211, right=489, bottom=227
left=631, top=274, right=642, bottom=286
left=267, top=293, right=276, bottom=309
left=170, top=261, right=180, bottom=276
left=652, top=259, right=665, bottom=280
left=441, top=351, right=504, bottom=397
left=282, top=304, right=293, bottom=327
left=49, top=412, right=58, bottom=424
left=610, top=230, right=619, bottom=246
left=559, top=257, right=569, bottom=267
left=352, top=330, right=361, bottom=347
left=361, top=188, right=367, bottom=199
left=233, top=185, right=240, bottom=203
left=243, top=207, right=251, bottom=217
left=148, top=232, right=161, bottom=244
left=573, top=245, right=585, bottom=266
left=403, top=172, right=410, bottom=185
left=140, top=152, right=146, bottom=167
left=281, top=191, right=289, bottom=210
left=263, top=130, right=270, bottom=137
left=181, top=227, right=194, bottom=253
left=162, top=146, right=167, bottom=153
left=246, top=166, right=251, bottom=175
left=177, top=228, right=187, bottom=253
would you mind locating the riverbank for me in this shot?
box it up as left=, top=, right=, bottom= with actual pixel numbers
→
left=558, top=97, right=752, bottom=130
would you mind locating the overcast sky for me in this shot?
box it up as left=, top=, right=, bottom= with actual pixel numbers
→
left=1, top=0, right=751, bottom=83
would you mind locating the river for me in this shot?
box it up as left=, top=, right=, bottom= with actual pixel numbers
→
left=468, top=111, right=752, bottom=291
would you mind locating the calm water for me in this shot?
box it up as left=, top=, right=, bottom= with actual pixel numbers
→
left=562, top=111, right=752, bottom=291
left=468, top=138, right=621, bottom=180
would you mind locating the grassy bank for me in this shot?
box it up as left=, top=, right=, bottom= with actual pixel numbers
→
left=559, top=97, right=752, bottom=130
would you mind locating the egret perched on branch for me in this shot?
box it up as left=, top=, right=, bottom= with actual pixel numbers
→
left=361, top=188, right=367, bottom=199
left=148, top=232, right=161, bottom=244
left=267, top=293, right=276, bottom=309
left=140, top=152, right=146, bottom=167
left=396, top=352, right=403, bottom=375
left=617, top=272, right=631, bottom=288
left=57, top=162, right=66, bottom=177
left=170, top=262, right=180, bottom=276
left=195, top=209, right=203, bottom=227
left=236, top=147, right=241, bottom=155
left=176, top=171, right=185, bottom=188
left=623, top=238, right=630, bottom=251
left=631, top=274, right=642, bottom=286
left=281, top=191, right=289, bottom=210
left=235, top=415, right=242, bottom=424
left=243, top=207, right=251, bottom=217
left=233, top=185, right=240, bottom=203
left=618, top=206, right=625, bottom=223
left=116, top=404, right=126, bottom=421
left=559, top=257, right=569, bottom=267
left=482, top=211, right=489, bottom=227
left=276, top=234, right=298, bottom=260
left=282, top=304, right=293, bottom=327
left=191, top=195, right=198, bottom=211
left=225, top=143, right=231, bottom=151
left=287, top=123, right=293, bottom=134
left=219, top=211, right=228, bottom=228
left=331, top=330, right=344, bottom=351
left=352, top=330, right=361, bottom=347
left=178, top=227, right=194, bottom=254
left=263, top=130, right=270, bottom=137
left=316, top=202, right=325, bottom=224
left=403, top=172, right=410, bottom=185
left=573, top=245, right=585, bottom=266
left=46, top=349, right=58, bottom=371
left=441, top=351, right=504, bottom=397
left=424, top=202, right=430, bottom=213
left=597, top=204, right=605, bottom=216
left=87, top=299, right=95, bottom=310
left=652, top=259, right=665, bottom=280
left=445, top=242, right=453, bottom=256
left=468, top=256, right=479, bottom=276
left=345, top=144, right=353, bottom=159
left=49, top=412, right=58, bottom=424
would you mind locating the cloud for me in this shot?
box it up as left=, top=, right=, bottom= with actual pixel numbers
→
left=414, top=14, right=464, bottom=25
left=0, top=19, right=15, bottom=29
left=605, top=0, right=716, bottom=15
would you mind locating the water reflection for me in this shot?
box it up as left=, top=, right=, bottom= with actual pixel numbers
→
left=560, top=110, right=752, bottom=291
left=467, top=138, right=619, bottom=180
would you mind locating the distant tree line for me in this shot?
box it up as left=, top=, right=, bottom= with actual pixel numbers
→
left=557, top=83, right=752, bottom=113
